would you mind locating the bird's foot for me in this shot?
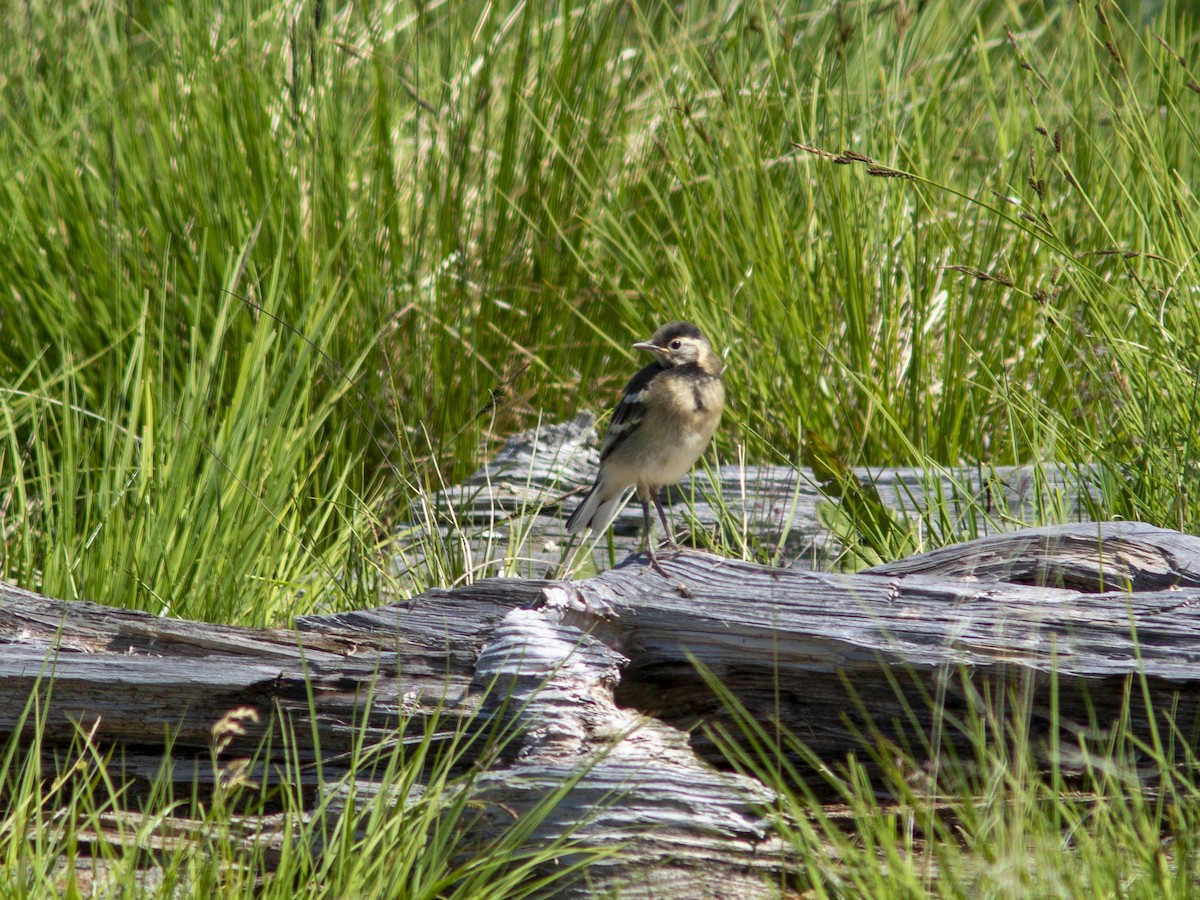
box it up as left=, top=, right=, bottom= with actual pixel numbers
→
left=645, top=543, right=673, bottom=579
left=645, top=540, right=695, bottom=578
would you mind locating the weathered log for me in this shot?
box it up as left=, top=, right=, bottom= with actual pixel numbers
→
left=422, top=414, right=1104, bottom=578
left=550, top=523, right=1200, bottom=783
left=1, top=419, right=1197, bottom=895
left=7, top=521, right=1200, bottom=893
left=0, top=577, right=544, bottom=760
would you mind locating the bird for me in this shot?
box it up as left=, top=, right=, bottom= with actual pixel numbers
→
left=566, top=321, right=725, bottom=573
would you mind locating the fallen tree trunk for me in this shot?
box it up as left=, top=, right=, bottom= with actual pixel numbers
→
left=5, top=522, right=1200, bottom=893
left=422, top=413, right=1104, bottom=577
left=2, top=421, right=1198, bottom=894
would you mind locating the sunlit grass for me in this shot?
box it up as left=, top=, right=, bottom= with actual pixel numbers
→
left=2, top=0, right=1200, bottom=891
left=3, top=0, right=1200, bottom=610
left=0, top=673, right=609, bottom=898
left=700, top=656, right=1200, bottom=899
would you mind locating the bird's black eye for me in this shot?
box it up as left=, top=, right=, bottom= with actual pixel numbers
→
left=670, top=340, right=682, bottom=350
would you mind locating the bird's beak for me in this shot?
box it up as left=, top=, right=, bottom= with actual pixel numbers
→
left=632, top=339, right=663, bottom=355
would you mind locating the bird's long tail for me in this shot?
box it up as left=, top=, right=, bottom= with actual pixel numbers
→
left=565, top=478, right=632, bottom=535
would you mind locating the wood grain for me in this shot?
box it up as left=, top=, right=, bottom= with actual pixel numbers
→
left=2, top=420, right=1196, bottom=895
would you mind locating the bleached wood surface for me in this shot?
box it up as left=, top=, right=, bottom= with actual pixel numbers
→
left=421, top=413, right=1103, bottom=578
left=2, top=418, right=1197, bottom=895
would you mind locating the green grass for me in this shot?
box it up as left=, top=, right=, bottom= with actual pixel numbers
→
left=3, top=0, right=1200, bottom=894
left=3, top=0, right=1200, bottom=614
left=0, top=675, right=608, bottom=898
left=701, top=659, right=1200, bottom=898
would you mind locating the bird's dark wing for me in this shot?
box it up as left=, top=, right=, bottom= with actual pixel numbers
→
left=598, top=361, right=659, bottom=462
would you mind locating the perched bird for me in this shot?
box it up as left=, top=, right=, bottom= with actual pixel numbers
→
left=566, top=321, right=725, bottom=571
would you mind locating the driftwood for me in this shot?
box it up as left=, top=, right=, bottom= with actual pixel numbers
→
left=2, top=418, right=1199, bottom=895
left=421, top=413, right=1104, bottom=578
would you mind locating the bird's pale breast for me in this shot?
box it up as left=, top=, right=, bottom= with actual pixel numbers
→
left=607, top=372, right=723, bottom=490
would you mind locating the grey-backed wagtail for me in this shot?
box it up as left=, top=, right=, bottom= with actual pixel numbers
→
left=566, top=321, right=724, bottom=572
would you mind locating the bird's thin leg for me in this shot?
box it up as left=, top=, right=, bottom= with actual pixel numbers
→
left=652, top=491, right=678, bottom=547
left=641, top=497, right=670, bottom=577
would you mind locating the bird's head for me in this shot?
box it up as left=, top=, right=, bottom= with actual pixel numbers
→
left=633, top=321, right=715, bottom=369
